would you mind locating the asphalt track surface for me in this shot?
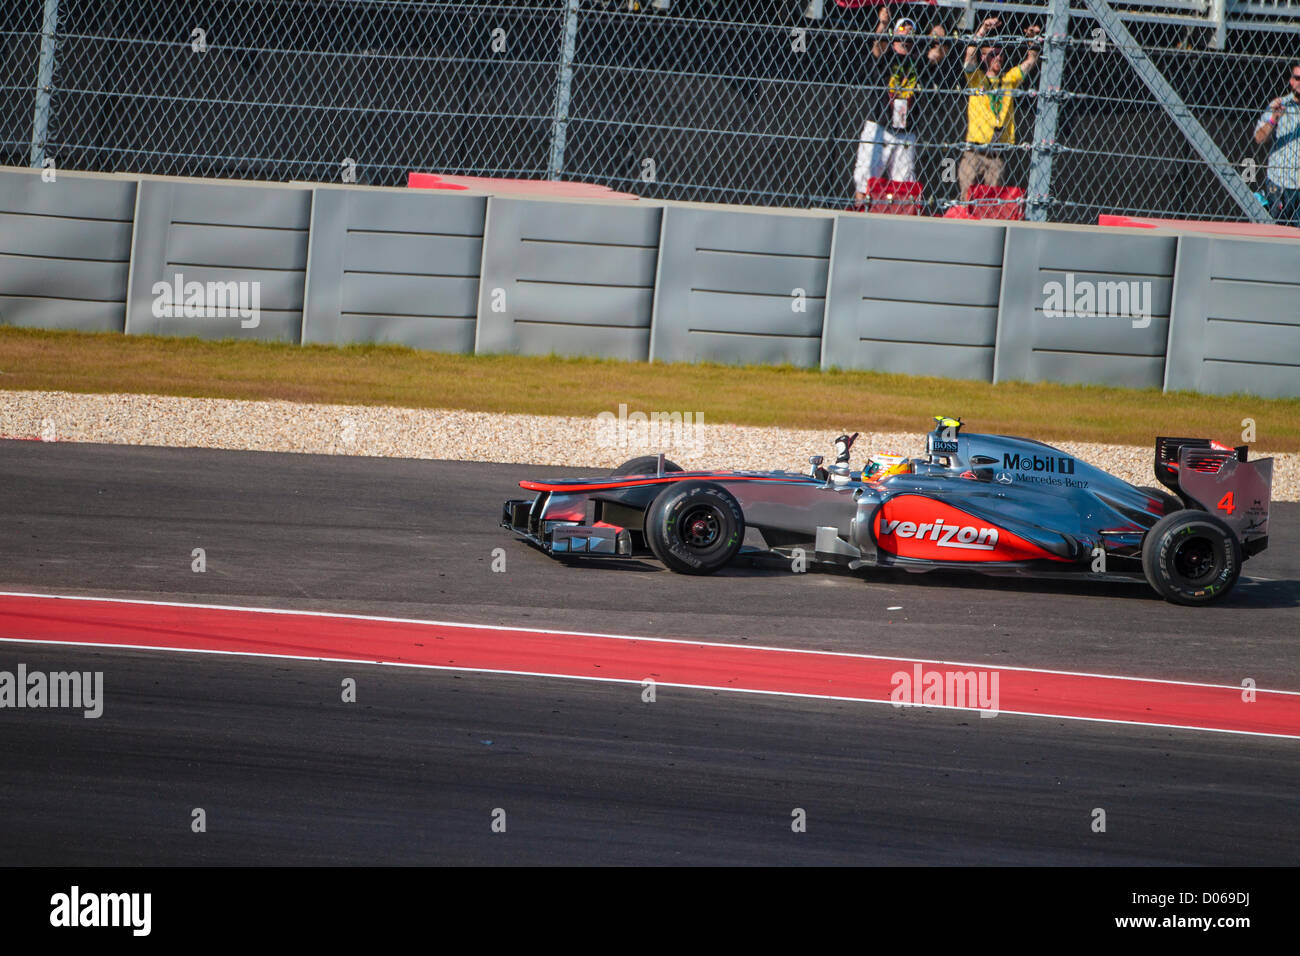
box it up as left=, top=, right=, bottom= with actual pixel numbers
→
left=2, top=440, right=1298, bottom=865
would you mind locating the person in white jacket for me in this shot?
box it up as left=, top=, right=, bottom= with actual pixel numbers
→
left=852, top=5, right=951, bottom=203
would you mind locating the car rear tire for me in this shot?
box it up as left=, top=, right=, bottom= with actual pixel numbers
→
left=1141, top=510, right=1241, bottom=605
left=644, top=482, right=744, bottom=575
left=612, top=456, right=683, bottom=477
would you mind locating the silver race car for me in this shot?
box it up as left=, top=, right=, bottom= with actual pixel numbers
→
left=502, top=417, right=1272, bottom=605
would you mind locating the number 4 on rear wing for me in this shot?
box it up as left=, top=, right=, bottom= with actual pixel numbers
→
left=1154, top=437, right=1273, bottom=556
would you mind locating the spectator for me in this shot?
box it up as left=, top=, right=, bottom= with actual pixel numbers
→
left=1254, top=60, right=1300, bottom=226
left=851, top=4, right=950, bottom=203
left=957, top=18, right=1042, bottom=202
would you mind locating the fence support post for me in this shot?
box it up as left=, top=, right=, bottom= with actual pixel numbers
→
left=1025, top=0, right=1069, bottom=221
left=546, top=0, right=581, bottom=182
left=29, top=0, right=61, bottom=169
left=1209, top=0, right=1227, bottom=52
left=1082, top=0, right=1270, bottom=223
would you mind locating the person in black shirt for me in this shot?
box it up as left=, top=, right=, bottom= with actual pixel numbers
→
left=851, top=4, right=951, bottom=203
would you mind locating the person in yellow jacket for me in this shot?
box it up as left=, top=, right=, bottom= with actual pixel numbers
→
left=958, top=18, right=1043, bottom=202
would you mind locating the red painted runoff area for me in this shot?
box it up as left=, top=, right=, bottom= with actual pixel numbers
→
left=0, top=593, right=1295, bottom=738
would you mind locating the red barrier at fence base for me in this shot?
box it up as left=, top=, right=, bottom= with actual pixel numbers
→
left=407, top=172, right=639, bottom=200
left=854, top=177, right=923, bottom=216
left=1097, top=214, right=1300, bottom=238
left=967, top=184, right=1025, bottom=220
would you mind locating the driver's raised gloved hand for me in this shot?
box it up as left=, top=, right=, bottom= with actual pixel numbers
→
left=834, top=432, right=860, bottom=465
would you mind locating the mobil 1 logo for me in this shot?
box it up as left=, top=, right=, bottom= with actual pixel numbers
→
left=1004, top=453, right=1074, bottom=475
left=1003, top=453, right=1089, bottom=489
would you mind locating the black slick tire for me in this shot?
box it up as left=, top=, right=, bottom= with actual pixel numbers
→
left=1141, top=510, right=1241, bottom=605
left=612, top=456, right=683, bottom=476
left=644, top=482, right=744, bottom=575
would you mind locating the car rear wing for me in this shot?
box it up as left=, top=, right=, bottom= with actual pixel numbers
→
left=1154, top=437, right=1272, bottom=554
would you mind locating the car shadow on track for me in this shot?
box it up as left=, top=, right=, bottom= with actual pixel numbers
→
left=859, top=570, right=1300, bottom=609
left=734, top=555, right=1300, bottom=609
left=546, top=551, right=1300, bottom=609
left=554, top=557, right=663, bottom=572
left=1226, top=576, right=1300, bottom=609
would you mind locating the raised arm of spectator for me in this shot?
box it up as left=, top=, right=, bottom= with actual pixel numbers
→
left=964, top=17, right=999, bottom=72
left=1019, top=24, right=1044, bottom=75
left=1256, top=97, right=1287, bottom=144
left=871, top=5, right=893, bottom=59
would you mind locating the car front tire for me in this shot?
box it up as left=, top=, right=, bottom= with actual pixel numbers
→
left=644, top=482, right=744, bottom=575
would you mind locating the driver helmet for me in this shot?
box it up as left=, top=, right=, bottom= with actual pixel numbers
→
left=864, top=453, right=911, bottom=481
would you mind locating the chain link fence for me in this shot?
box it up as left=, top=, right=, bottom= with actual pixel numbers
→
left=4, top=0, right=1299, bottom=224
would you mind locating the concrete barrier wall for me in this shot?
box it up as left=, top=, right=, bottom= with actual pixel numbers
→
left=304, top=188, right=485, bottom=352
left=0, top=166, right=1297, bottom=398
left=649, top=206, right=832, bottom=368
left=995, top=227, right=1176, bottom=390
left=125, top=179, right=312, bottom=343
left=822, top=215, right=1004, bottom=381
left=475, top=197, right=661, bottom=361
left=0, top=169, right=135, bottom=332
left=1165, top=236, right=1300, bottom=398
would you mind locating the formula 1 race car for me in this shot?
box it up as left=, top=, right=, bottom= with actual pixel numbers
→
left=500, top=417, right=1273, bottom=605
